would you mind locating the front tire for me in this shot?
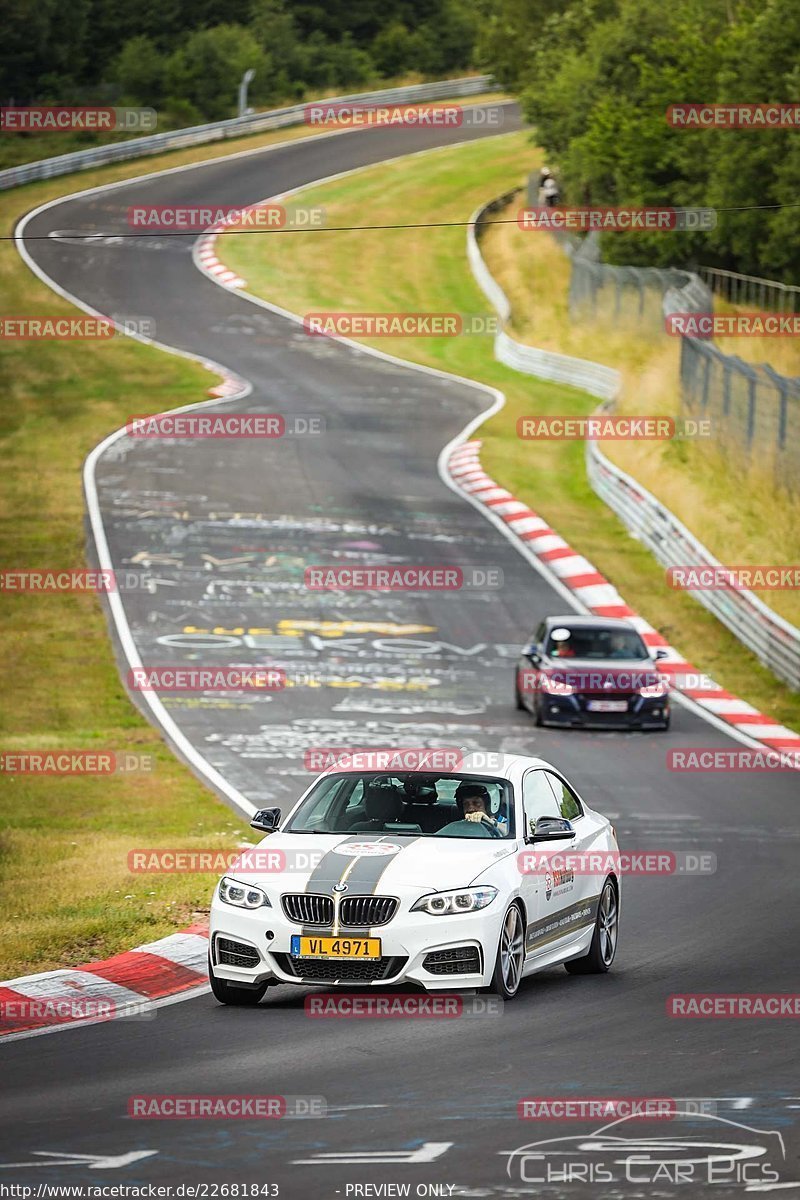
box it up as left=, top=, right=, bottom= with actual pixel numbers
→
left=564, top=877, right=618, bottom=974
left=488, top=903, right=525, bottom=998
left=208, top=956, right=268, bottom=1006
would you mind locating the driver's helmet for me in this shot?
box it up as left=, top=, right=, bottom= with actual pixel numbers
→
left=455, top=782, right=491, bottom=818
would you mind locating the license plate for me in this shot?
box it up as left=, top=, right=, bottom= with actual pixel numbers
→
left=290, top=935, right=381, bottom=959
left=586, top=699, right=629, bottom=713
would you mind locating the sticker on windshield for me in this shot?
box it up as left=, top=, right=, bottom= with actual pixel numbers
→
left=337, top=841, right=403, bottom=857
left=551, top=627, right=572, bottom=641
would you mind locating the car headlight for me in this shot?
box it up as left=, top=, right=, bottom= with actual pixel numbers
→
left=541, top=674, right=575, bottom=696
left=218, top=876, right=271, bottom=910
left=639, top=678, right=670, bottom=698
left=411, top=886, right=498, bottom=915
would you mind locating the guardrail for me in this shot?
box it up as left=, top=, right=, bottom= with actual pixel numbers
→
left=469, top=198, right=620, bottom=401
left=0, top=75, right=494, bottom=192
left=586, top=422, right=800, bottom=690
left=467, top=194, right=800, bottom=691
left=700, top=265, right=800, bottom=313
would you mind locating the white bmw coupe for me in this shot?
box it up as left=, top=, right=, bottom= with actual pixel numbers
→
left=208, top=753, right=620, bottom=1004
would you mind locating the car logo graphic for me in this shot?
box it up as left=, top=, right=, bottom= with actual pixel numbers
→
left=503, top=1112, right=786, bottom=1187
left=332, top=883, right=348, bottom=893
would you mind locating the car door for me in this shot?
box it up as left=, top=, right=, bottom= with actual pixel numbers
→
left=542, top=771, right=606, bottom=943
left=519, top=768, right=575, bottom=961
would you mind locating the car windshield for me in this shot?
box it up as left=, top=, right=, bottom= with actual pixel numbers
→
left=286, top=773, right=515, bottom=839
left=545, top=625, right=649, bottom=660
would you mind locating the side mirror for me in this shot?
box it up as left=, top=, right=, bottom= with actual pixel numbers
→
left=524, top=644, right=542, bottom=664
left=250, top=807, right=281, bottom=833
left=653, top=648, right=669, bottom=660
left=529, top=816, right=575, bottom=843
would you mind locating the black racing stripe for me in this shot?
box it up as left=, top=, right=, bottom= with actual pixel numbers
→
left=296, top=836, right=417, bottom=936
left=524, top=894, right=601, bottom=954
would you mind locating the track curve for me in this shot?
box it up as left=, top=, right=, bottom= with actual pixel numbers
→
left=3, top=108, right=799, bottom=1196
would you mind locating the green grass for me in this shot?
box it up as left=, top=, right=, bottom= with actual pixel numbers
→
left=219, top=129, right=800, bottom=733
left=0, top=91, right=511, bottom=979
left=0, top=118, right=351, bottom=978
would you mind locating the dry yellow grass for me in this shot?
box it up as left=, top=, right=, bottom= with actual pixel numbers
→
left=480, top=206, right=800, bottom=627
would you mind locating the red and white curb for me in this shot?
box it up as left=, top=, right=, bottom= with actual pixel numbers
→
left=0, top=924, right=209, bottom=1041
left=196, top=216, right=248, bottom=290
left=447, top=440, right=800, bottom=755
left=207, top=371, right=247, bottom=399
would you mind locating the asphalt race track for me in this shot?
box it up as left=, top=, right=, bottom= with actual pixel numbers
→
left=3, top=107, right=799, bottom=1196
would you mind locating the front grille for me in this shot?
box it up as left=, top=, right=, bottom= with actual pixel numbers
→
left=578, top=693, right=632, bottom=706
left=282, top=893, right=334, bottom=925
left=281, top=893, right=398, bottom=927
left=216, top=936, right=260, bottom=969
left=340, top=896, right=398, bottom=927
left=274, top=954, right=407, bottom=983
left=423, top=946, right=482, bottom=976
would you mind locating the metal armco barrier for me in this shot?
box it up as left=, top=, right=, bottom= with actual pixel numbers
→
left=700, top=265, right=800, bottom=313
left=0, top=76, right=494, bottom=192
left=586, top=427, right=800, bottom=690
left=467, top=196, right=800, bottom=691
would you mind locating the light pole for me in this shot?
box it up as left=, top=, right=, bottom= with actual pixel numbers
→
left=238, top=69, right=256, bottom=119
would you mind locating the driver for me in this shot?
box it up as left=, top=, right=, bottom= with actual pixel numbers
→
left=456, top=783, right=501, bottom=831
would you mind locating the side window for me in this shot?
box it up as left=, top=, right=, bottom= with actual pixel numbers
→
left=344, top=781, right=365, bottom=809
left=522, top=769, right=560, bottom=834
left=546, top=773, right=583, bottom=821
left=534, top=621, right=546, bottom=644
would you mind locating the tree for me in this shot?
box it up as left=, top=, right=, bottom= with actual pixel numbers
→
left=165, top=25, right=269, bottom=120
left=113, top=36, right=167, bottom=106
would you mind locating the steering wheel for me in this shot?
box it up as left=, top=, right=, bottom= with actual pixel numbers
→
left=481, top=817, right=503, bottom=839
left=435, top=818, right=502, bottom=839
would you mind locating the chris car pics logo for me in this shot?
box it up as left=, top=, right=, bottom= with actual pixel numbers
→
left=504, top=1111, right=786, bottom=1187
